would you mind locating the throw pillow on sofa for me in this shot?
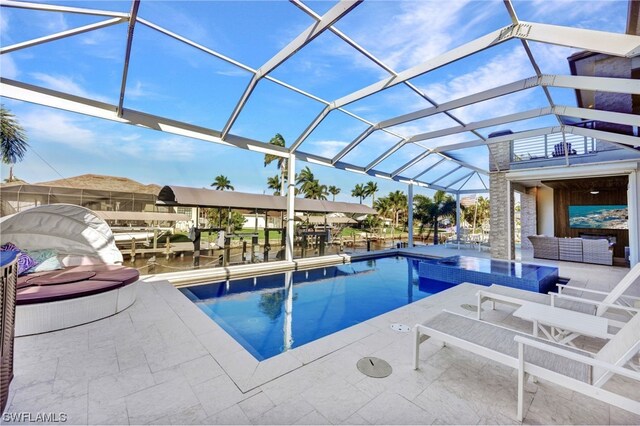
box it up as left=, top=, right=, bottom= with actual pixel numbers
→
left=25, top=248, right=64, bottom=273
left=0, top=242, right=38, bottom=276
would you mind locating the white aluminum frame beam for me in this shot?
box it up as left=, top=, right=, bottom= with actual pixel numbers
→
left=391, top=152, right=432, bottom=178
left=408, top=107, right=553, bottom=143
left=326, top=73, right=638, bottom=162
left=0, top=17, right=125, bottom=54
left=413, top=158, right=446, bottom=180
left=432, top=126, right=561, bottom=152
left=377, top=76, right=539, bottom=130
left=220, top=0, right=362, bottom=139
left=117, top=0, right=140, bottom=116
left=0, top=77, right=294, bottom=155
left=290, top=25, right=514, bottom=152
left=445, top=171, right=476, bottom=190
left=565, top=126, right=640, bottom=148
left=457, top=171, right=478, bottom=191
left=330, top=126, right=375, bottom=163
left=365, top=139, right=406, bottom=171
left=517, top=21, right=640, bottom=57
left=1, top=0, right=129, bottom=17
left=430, top=165, right=463, bottom=186
left=540, top=75, right=640, bottom=94
left=331, top=26, right=514, bottom=110
left=556, top=106, right=640, bottom=128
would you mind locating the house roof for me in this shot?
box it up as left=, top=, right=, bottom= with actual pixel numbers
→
left=157, top=185, right=376, bottom=215
left=36, top=174, right=161, bottom=195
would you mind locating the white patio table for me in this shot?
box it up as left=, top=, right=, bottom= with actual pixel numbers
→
left=513, top=302, right=609, bottom=346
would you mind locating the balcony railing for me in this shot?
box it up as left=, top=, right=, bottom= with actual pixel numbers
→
left=510, top=133, right=596, bottom=162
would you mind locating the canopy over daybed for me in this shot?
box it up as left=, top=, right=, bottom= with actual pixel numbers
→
left=0, top=204, right=123, bottom=265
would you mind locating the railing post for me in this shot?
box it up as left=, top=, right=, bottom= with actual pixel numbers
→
left=544, top=134, right=548, bottom=157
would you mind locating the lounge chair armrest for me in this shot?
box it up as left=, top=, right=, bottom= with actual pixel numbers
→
left=514, top=336, right=640, bottom=382
left=556, top=284, right=607, bottom=298
left=476, top=290, right=526, bottom=305
left=550, top=293, right=640, bottom=313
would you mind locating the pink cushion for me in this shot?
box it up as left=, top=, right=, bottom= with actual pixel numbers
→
left=26, top=271, right=96, bottom=286
left=17, top=279, right=123, bottom=305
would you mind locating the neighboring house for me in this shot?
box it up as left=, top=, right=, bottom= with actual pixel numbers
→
left=0, top=174, right=190, bottom=227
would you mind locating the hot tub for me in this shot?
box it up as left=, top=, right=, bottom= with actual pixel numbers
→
left=418, top=255, right=559, bottom=293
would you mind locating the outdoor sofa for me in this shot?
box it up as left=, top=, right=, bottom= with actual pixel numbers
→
left=528, top=235, right=614, bottom=265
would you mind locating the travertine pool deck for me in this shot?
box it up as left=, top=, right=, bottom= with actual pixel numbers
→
left=5, top=250, right=640, bottom=425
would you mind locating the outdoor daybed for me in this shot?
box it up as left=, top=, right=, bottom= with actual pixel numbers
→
left=0, top=204, right=139, bottom=336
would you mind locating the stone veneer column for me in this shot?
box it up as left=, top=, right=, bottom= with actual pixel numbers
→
left=488, top=141, right=514, bottom=259
left=519, top=187, right=537, bottom=251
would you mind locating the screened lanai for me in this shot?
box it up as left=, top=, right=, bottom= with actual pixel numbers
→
left=1, top=0, right=639, bottom=261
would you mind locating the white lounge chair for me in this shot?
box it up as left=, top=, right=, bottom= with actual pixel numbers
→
left=477, top=263, right=640, bottom=332
left=413, top=310, right=640, bottom=421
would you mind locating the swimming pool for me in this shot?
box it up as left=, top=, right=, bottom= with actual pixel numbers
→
left=180, top=255, right=456, bottom=361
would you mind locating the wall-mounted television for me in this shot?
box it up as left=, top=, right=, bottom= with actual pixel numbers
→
left=568, top=205, right=628, bottom=230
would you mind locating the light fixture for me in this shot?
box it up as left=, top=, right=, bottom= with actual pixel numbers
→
left=246, top=144, right=287, bottom=157
left=306, top=157, right=334, bottom=167
left=590, top=189, right=599, bottom=195
left=374, top=173, right=392, bottom=180
left=344, top=167, right=367, bottom=175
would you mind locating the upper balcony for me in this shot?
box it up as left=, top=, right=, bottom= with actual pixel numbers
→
left=509, top=125, right=640, bottom=171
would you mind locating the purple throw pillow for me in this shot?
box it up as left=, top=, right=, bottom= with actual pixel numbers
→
left=1, top=242, right=38, bottom=276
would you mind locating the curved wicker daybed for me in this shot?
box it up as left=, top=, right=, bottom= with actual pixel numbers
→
left=0, top=204, right=139, bottom=336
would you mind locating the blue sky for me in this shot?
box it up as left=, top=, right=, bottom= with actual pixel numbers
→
left=0, top=0, right=630, bottom=201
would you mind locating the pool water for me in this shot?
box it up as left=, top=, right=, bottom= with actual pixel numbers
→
left=180, top=255, right=456, bottom=361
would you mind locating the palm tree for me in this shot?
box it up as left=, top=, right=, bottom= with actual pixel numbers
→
left=328, top=185, right=341, bottom=201
left=295, top=166, right=315, bottom=195
left=373, top=196, right=392, bottom=219
left=211, top=175, right=234, bottom=191
left=364, top=181, right=378, bottom=207
left=1, top=105, right=29, bottom=182
left=304, top=180, right=328, bottom=200
left=263, top=133, right=287, bottom=195
left=267, top=175, right=282, bottom=196
left=388, top=190, right=407, bottom=229
left=351, top=183, right=366, bottom=204
left=414, top=190, right=456, bottom=245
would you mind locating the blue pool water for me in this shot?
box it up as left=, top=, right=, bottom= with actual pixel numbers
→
left=180, top=256, right=456, bottom=361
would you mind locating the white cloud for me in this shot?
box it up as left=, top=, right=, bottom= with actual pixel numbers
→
left=30, top=72, right=110, bottom=102
left=42, top=13, right=68, bottom=33
left=529, top=43, right=578, bottom=74
left=0, top=10, right=9, bottom=38
left=341, top=1, right=475, bottom=71
left=125, top=81, right=152, bottom=100
left=305, top=140, right=348, bottom=158
left=120, top=133, right=141, bottom=142
left=215, top=68, right=251, bottom=78
left=1, top=55, right=19, bottom=79
left=20, top=110, right=97, bottom=151
left=19, top=108, right=198, bottom=162
left=417, top=47, right=535, bottom=123
left=140, top=136, right=197, bottom=162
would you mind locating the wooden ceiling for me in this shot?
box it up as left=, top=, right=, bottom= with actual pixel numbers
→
left=542, top=175, right=628, bottom=191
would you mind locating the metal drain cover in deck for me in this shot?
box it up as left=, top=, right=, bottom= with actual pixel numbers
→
left=390, top=323, right=410, bottom=333
left=357, top=357, right=392, bottom=378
